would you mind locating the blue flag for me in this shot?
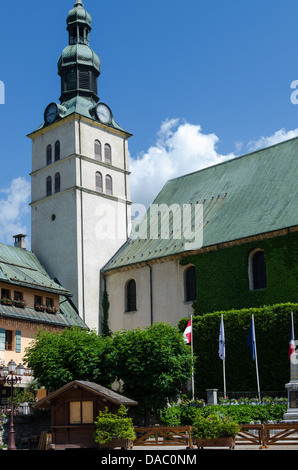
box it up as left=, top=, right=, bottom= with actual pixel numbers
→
left=219, top=315, right=225, bottom=361
left=247, top=317, right=255, bottom=361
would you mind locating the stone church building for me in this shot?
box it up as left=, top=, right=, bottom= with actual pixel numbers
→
left=24, top=0, right=298, bottom=334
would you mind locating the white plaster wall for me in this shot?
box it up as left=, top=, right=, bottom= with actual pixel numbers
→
left=79, top=120, right=129, bottom=171
left=31, top=189, right=80, bottom=307
left=80, top=192, right=129, bottom=330
left=30, top=115, right=132, bottom=332
left=31, top=119, right=76, bottom=172
left=106, top=260, right=194, bottom=332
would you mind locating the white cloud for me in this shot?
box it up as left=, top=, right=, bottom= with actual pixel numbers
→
left=130, top=120, right=298, bottom=210
left=129, top=118, right=235, bottom=208
left=0, top=177, right=30, bottom=244
left=247, top=128, right=298, bottom=151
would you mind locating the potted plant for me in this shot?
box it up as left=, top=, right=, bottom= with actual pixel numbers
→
left=94, top=405, right=136, bottom=450
left=192, top=413, right=240, bottom=450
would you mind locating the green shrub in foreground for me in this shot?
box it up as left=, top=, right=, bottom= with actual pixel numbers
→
left=192, top=414, right=240, bottom=439
left=160, top=403, right=287, bottom=426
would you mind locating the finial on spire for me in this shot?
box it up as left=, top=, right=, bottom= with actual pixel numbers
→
left=74, top=0, right=84, bottom=7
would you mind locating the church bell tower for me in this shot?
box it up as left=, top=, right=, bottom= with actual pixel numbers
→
left=28, top=0, right=132, bottom=331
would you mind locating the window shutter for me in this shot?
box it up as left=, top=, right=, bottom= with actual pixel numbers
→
left=16, top=330, right=21, bottom=353
left=0, top=329, right=5, bottom=351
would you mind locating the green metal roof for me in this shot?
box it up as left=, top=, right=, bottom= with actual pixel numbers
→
left=0, top=301, right=86, bottom=329
left=103, top=135, right=298, bottom=272
left=0, top=243, right=70, bottom=295
left=0, top=243, right=87, bottom=328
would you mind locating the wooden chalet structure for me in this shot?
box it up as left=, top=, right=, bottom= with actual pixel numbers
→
left=33, top=380, right=138, bottom=449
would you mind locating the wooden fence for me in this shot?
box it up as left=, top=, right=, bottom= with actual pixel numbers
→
left=134, top=426, right=193, bottom=448
left=134, top=423, right=298, bottom=449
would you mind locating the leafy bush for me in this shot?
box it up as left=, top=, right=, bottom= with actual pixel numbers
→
left=94, top=405, right=135, bottom=445
left=160, top=403, right=287, bottom=426
left=192, top=414, right=240, bottom=439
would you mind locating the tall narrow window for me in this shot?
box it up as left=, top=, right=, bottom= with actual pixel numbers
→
left=126, top=279, right=137, bottom=312
left=55, top=141, right=60, bottom=161
left=95, top=171, right=103, bottom=193
left=185, top=265, right=197, bottom=302
left=94, top=140, right=102, bottom=161
left=250, top=250, right=267, bottom=290
left=46, top=176, right=52, bottom=197
left=46, top=145, right=52, bottom=165
left=55, top=172, right=61, bottom=193
left=104, top=144, right=112, bottom=164
left=105, top=175, right=113, bottom=195
left=5, top=330, right=13, bottom=351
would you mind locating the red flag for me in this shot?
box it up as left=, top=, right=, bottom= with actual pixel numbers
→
left=183, top=318, right=192, bottom=344
left=289, top=330, right=295, bottom=359
left=289, top=312, right=295, bottom=359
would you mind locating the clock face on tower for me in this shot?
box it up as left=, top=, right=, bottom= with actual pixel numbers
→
left=44, top=103, right=58, bottom=124
left=95, top=103, right=112, bottom=124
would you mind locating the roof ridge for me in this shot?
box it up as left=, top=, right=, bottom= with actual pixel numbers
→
left=166, top=134, right=298, bottom=185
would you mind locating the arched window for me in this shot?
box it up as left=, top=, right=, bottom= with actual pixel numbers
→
left=249, top=250, right=267, bottom=290
left=104, top=144, right=112, bottom=164
left=184, top=265, right=197, bottom=302
left=55, top=141, right=60, bottom=161
left=126, top=279, right=137, bottom=312
left=46, top=145, right=52, bottom=165
left=46, top=176, right=52, bottom=197
left=105, top=175, right=113, bottom=195
left=95, top=171, right=103, bottom=193
left=55, top=173, right=61, bottom=193
left=94, top=140, right=102, bottom=161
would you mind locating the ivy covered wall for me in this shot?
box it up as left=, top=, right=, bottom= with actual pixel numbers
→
left=181, top=231, right=298, bottom=315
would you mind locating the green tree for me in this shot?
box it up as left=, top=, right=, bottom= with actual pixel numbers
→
left=108, top=323, right=193, bottom=417
left=24, top=327, right=113, bottom=392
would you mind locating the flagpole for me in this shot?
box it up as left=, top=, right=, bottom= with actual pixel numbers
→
left=219, top=314, right=226, bottom=399
left=291, top=311, right=295, bottom=342
left=252, top=315, right=261, bottom=401
left=222, top=316, right=226, bottom=399
left=191, top=314, right=195, bottom=400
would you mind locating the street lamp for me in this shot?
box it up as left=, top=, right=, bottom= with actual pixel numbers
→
left=0, top=360, right=25, bottom=450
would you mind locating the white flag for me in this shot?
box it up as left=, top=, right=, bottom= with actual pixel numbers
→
left=219, top=315, right=225, bottom=361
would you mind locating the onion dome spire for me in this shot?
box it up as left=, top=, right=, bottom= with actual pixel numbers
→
left=57, top=0, right=101, bottom=104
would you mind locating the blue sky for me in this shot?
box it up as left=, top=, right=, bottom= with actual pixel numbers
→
left=1, top=0, right=298, bottom=248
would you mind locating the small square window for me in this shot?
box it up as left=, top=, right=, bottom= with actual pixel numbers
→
left=14, top=291, right=23, bottom=301
left=46, top=298, right=53, bottom=307
left=1, top=289, right=10, bottom=299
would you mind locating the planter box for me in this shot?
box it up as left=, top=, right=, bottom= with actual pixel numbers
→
left=14, top=301, right=26, bottom=308
left=1, top=299, right=13, bottom=306
left=195, top=437, right=236, bottom=450
left=98, top=439, right=134, bottom=450
left=35, top=306, right=45, bottom=312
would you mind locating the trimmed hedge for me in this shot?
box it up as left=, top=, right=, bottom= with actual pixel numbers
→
left=178, top=303, right=298, bottom=394
left=160, top=403, right=287, bottom=426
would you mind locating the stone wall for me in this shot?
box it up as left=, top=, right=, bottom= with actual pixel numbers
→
left=0, top=411, right=51, bottom=448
